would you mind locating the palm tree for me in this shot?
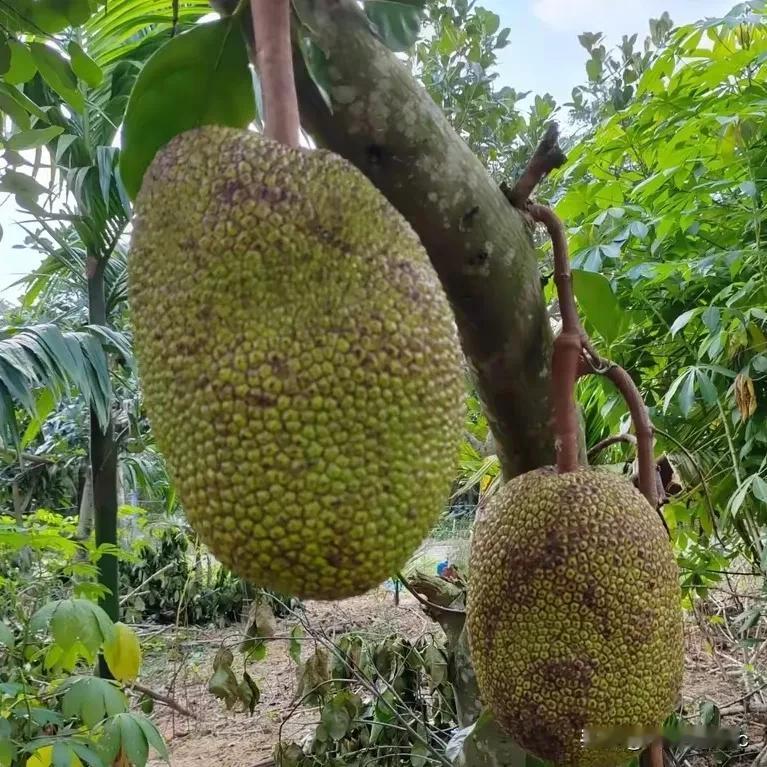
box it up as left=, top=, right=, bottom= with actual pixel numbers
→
left=0, top=0, right=211, bottom=672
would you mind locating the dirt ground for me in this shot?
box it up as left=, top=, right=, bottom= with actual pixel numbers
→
left=142, top=588, right=430, bottom=767
left=139, top=580, right=767, bottom=767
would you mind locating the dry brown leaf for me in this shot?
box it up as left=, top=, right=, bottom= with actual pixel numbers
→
left=735, top=373, right=757, bottom=420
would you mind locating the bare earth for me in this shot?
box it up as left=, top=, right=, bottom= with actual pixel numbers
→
left=141, top=585, right=767, bottom=767
left=143, top=588, right=429, bottom=767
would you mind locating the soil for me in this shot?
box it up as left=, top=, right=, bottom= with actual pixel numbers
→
left=143, top=588, right=431, bottom=767
left=139, top=564, right=767, bottom=767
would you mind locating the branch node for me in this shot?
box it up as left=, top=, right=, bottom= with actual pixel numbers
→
left=502, top=122, right=568, bottom=208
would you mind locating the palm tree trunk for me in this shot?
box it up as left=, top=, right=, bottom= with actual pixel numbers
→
left=87, top=255, right=119, bottom=678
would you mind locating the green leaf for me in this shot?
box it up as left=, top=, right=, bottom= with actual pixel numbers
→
left=132, top=714, right=169, bottom=761
left=752, top=355, right=767, bottom=374
left=61, top=0, right=94, bottom=25
left=6, top=126, right=64, bottom=151
left=0, top=89, right=30, bottom=128
left=701, top=306, right=721, bottom=333
left=29, top=599, right=114, bottom=660
left=207, top=648, right=240, bottom=709
left=669, top=308, right=700, bottom=337
left=753, top=476, right=767, bottom=504
left=0, top=38, right=9, bottom=76
left=740, top=180, right=757, bottom=199
left=105, top=714, right=150, bottom=767
left=4, top=41, right=37, bottom=84
left=120, top=17, right=256, bottom=200
left=365, top=0, right=426, bottom=52
left=289, top=623, right=304, bottom=664
left=29, top=43, right=84, bottom=113
left=0, top=734, right=15, bottom=767
left=321, top=695, right=351, bottom=740
left=21, top=387, right=56, bottom=448
left=572, top=269, right=624, bottom=343
left=586, top=56, right=603, bottom=82
left=297, top=35, right=332, bottom=112
left=61, top=676, right=128, bottom=727
left=0, top=170, right=48, bottom=206
left=68, top=42, right=103, bottom=88
left=238, top=670, right=260, bottom=715
left=695, top=370, right=718, bottom=406
left=0, top=81, right=48, bottom=123
left=679, top=371, right=696, bottom=417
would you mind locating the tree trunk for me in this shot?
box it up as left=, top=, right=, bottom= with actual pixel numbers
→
left=214, top=0, right=555, bottom=479
left=289, top=0, right=555, bottom=479
left=87, top=255, right=119, bottom=677
left=76, top=466, right=94, bottom=540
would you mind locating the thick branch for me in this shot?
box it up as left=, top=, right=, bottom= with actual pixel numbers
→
left=287, top=0, right=554, bottom=478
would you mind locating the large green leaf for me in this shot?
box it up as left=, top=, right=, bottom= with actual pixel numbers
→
left=101, top=714, right=156, bottom=767
left=571, top=269, right=624, bottom=343
left=6, top=126, right=64, bottom=151
left=4, top=41, right=37, bottom=84
left=120, top=16, right=256, bottom=199
left=61, top=676, right=128, bottom=727
left=29, top=43, right=85, bottom=113
left=68, top=41, right=104, bottom=88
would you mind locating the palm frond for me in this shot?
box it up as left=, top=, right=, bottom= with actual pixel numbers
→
left=0, top=323, right=132, bottom=447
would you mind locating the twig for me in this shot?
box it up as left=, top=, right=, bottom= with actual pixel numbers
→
left=719, top=680, right=767, bottom=711
left=588, top=433, right=638, bottom=460
left=119, top=562, right=175, bottom=606
left=131, top=681, right=195, bottom=718
left=251, top=0, right=300, bottom=147
left=502, top=123, right=567, bottom=207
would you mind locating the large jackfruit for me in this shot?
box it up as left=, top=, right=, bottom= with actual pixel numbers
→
left=128, top=126, right=465, bottom=600
left=467, top=467, right=683, bottom=767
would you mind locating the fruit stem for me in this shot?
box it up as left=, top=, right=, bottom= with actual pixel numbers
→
left=250, top=0, right=301, bottom=148
left=580, top=349, right=658, bottom=509
left=528, top=202, right=582, bottom=474
left=503, top=123, right=582, bottom=475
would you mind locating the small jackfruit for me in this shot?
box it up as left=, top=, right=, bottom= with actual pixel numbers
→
left=466, top=467, right=683, bottom=767
left=128, top=126, right=465, bottom=600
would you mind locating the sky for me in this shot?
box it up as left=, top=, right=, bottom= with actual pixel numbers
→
left=0, top=0, right=737, bottom=301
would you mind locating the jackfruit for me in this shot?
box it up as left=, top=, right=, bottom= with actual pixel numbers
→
left=466, top=467, right=683, bottom=767
left=128, top=126, right=465, bottom=600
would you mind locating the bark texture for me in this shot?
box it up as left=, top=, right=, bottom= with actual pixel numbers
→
left=289, top=0, right=554, bottom=478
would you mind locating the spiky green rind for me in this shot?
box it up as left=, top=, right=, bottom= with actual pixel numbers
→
left=467, top=467, right=684, bottom=767
left=129, top=126, right=465, bottom=600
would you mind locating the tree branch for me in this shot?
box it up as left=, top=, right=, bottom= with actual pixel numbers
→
left=131, top=681, right=196, bottom=718
left=587, top=433, right=637, bottom=460
left=501, top=123, right=567, bottom=208
left=286, top=0, right=555, bottom=478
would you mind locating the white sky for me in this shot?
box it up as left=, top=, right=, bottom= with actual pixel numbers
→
left=0, top=0, right=737, bottom=302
